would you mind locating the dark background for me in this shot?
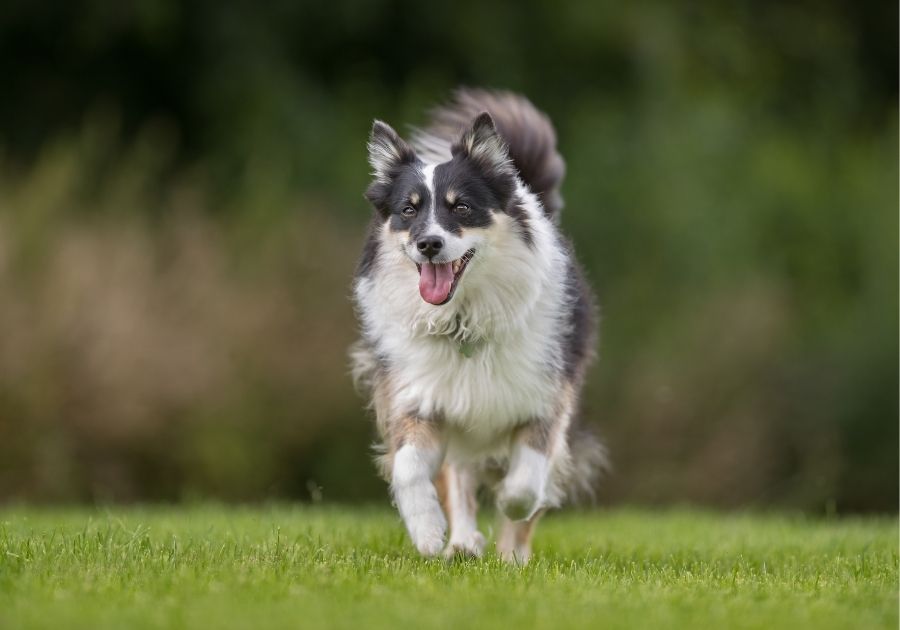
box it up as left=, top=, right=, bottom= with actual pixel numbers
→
left=0, top=0, right=896, bottom=512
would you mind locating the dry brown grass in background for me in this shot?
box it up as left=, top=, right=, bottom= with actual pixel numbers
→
left=0, top=207, right=365, bottom=500
left=0, top=133, right=366, bottom=500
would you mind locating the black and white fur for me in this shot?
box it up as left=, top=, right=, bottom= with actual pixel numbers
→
left=351, top=89, right=604, bottom=562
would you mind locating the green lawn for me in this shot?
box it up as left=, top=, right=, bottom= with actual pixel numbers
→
left=0, top=506, right=896, bottom=629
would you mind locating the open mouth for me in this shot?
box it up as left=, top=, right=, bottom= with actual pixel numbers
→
left=415, top=248, right=476, bottom=305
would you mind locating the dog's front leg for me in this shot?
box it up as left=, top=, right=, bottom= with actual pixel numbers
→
left=497, top=421, right=554, bottom=523
left=390, top=418, right=447, bottom=557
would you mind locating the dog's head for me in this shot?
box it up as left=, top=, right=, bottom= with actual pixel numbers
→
left=364, top=113, right=525, bottom=306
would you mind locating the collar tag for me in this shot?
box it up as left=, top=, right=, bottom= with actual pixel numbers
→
left=458, top=339, right=478, bottom=358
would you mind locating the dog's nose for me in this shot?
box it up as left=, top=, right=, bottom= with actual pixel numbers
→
left=416, top=236, right=444, bottom=259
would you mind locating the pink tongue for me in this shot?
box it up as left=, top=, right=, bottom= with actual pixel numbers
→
left=418, top=262, right=454, bottom=305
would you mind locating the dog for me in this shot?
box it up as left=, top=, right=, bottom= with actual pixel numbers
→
left=351, top=88, right=604, bottom=563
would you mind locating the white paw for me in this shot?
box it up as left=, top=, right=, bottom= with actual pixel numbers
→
left=497, top=483, right=543, bottom=522
left=406, top=510, right=447, bottom=557
left=443, top=531, right=486, bottom=559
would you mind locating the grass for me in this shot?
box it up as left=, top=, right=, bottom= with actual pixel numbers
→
left=0, top=505, right=896, bottom=630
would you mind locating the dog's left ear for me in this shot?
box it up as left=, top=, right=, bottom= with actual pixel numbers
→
left=452, top=112, right=514, bottom=178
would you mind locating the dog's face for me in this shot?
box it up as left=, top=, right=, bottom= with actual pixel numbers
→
left=364, top=113, right=521, bottom=305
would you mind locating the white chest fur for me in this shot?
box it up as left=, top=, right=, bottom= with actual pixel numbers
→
left=386, top=309, right=562, bottom=435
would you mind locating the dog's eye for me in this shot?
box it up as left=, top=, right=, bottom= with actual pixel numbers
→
left=454, top=202, right=470, bottom=215
left=401, top=206, right=416, bottom=218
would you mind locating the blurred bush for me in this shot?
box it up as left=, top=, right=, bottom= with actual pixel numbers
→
left=0, top=0, right=895, bottom=511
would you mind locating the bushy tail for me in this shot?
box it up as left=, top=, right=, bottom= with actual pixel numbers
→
left=414, top=87, right=566, bottom=218
left=564, top=426, right=611, bottom=504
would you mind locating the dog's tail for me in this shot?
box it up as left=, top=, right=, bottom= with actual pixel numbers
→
left=413, top=87, right=566, bottom=219
left=564, top=425, right=611, bottom=504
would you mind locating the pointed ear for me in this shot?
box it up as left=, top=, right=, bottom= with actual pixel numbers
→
left=367, top=120, right=416, bottom=183
left=452, top=112, right=514, bottom=176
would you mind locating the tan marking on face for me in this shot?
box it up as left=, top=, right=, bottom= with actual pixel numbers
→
left=445, top=190, right=457, bottom=206
left=409, top=192, right=420, bottom=206
left=381, top=218, right=410, bottom=251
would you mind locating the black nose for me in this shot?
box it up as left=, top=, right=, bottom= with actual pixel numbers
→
left=416, top=236, right=444, bottom=259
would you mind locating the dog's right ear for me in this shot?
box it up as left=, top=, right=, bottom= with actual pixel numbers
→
left=365, top=121, right=416, bottom=214
left=367, top=120, right=416, bottom=184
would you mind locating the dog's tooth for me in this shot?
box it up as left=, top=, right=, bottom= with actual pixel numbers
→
left=453, top=260, right=460, bottom=273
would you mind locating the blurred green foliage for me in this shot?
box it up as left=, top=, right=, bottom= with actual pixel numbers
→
left=0, top=0, right=895, bottom=511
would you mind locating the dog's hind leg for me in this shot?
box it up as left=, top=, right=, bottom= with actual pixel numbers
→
left=496, top=509, right=545, bottom=565
left=437, top=462, right=485, bottom=558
